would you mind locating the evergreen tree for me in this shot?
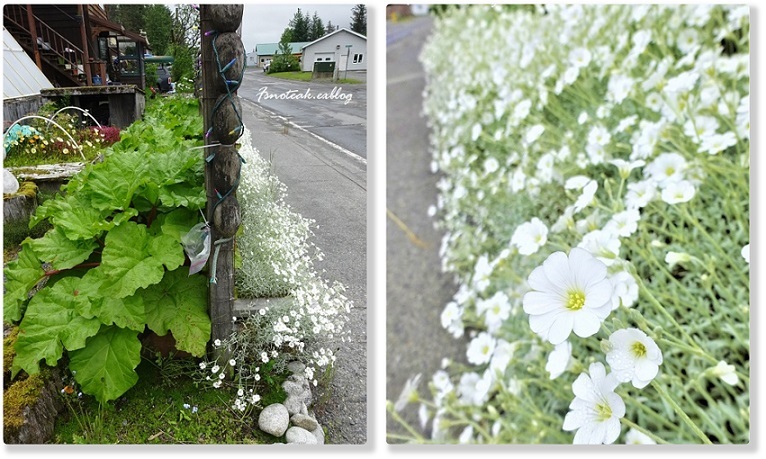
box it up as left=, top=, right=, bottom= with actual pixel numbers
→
left=144, top=5, right=172, bottom=55
left=325, top=21, right=338, bottom=34
left=280, top=27, right=293, bottom=44
left=106, top=4, right=146, bottom=34
left=309, top=12, right=325, bottom=41
left=350, top=4, right=367, bottom=36
left=270, top=36, right=299, bottom=73
left=289, top=8, right=310, bottom=42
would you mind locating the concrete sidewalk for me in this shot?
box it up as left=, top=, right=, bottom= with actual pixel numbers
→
left=386, top=16, right=468, bottom=440
left=239, top=99, right=367, bottom=444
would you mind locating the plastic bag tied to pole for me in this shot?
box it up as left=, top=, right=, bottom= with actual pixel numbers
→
left=182, top=223, right=211, bottom=275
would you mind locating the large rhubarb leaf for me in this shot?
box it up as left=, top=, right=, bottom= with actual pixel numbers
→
left=82, top=149, right=145, bottom=211
left=151, top=207, right=201, bottom=243
left=27, top=226, right=98, bottom=270
left=142, top=269, right=210, bottom=357
left=69, top=326, right=142, bottom=404
left=12, top=277, right=101, bottom=376
left=98, top=221, right=184, bottom=298
left=157, top=183, right=207, bottom=209
left=3, top=243, right=43, bottom=322
left=76, top=270, right=146, bottom=332
left=31, top=193, right=110, bottom=241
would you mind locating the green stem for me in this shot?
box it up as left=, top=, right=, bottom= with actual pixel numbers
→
left=620, top=417, right=668, bottom=444
left=635, top=274, right=703, bottom=352
left=651, top=380, right=712, bottom=444
left=387, top=405, right=427, bottom=442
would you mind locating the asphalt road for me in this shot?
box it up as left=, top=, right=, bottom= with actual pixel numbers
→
left=238, top=88, right=367, bottom=443
left=386, top=16, right=468, bottom=441
left=239, top=69, right=367, bottom=159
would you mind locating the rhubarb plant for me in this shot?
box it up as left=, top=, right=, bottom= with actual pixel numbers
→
left=3, top=97, right=209, bottom=403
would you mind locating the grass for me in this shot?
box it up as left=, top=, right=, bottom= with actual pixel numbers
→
left=52, top=357, right=285, bottom=444
left=3, top=148, right=100, bottom=168
left=268, top=71, right=313, bottom=81
left=268, top=71, right=363, bottom=84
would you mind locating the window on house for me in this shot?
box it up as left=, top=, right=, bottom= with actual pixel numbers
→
left=316, top=57, right=322, bottom=61
left=352, top=53, right=364, bottom=64
left=325, top=58, right=331, bottom=61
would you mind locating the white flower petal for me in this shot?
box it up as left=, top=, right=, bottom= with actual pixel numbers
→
left=542, top=251, right=576, bottom=292
left=571, top=310, right=601, bottom=337
left=523, top=291, right=566, bottom=315
left=548, top=313, right=575, bottom=344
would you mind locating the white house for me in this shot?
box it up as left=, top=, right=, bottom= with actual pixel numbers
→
left=300, top=28, right=367, bottom=72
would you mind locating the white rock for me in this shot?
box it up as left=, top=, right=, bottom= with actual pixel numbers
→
left=311, top=425, right=325, bottom=445
left=258, top=403, right=289, bottom=437
left=285, top=426, right=317, bottom=445
left=290, top=413, right=318, bottom=431
left=3, top=169, right=19, bottom=194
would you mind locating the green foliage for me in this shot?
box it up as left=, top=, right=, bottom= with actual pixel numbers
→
left=53, top=360, right=271, bottom=444
left=309, top=12, right=325, bottom=41
left=350, top=4, right=367, bottom=35
left=4, top=97, right=210, bottom=403
left=145, top=5, right=173, bottom=55
left=170, top=43, right=194, bottom=85
left=270, top=40, right=300, bottom=74
left=145, top=63, right=158, bottom=90
left=289, top=8, right=310, bottom=42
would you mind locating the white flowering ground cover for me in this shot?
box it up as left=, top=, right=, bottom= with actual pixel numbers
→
left=388, top=5, right=749, bottom=444
left=199, top=127, right=352, bottom=412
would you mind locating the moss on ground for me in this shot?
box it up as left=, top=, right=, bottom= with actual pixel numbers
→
left=53, top=359, right=282, bottom=444
left=3, top=373, right=46, bottom=431
left=3, top=326, right=20, bottom=375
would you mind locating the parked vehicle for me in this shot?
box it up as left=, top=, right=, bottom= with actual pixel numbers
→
left=156, top=64, right=172, bottom=92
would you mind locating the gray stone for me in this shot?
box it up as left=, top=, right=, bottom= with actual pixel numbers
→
left=290, top=413, right=318, bottom=431
left=284, top=395, right=306, bottom=416
left=311, top=425, right=325, bottom=445
left=287, top=361, right=306, bottom=375
left=285, top=426, right=317, bottom=445
left=282, top=378, right=306, bottom=397
left=258, top=403, right=289, bottom=437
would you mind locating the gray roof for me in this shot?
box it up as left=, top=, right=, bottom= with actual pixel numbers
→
left=302, top=28, right=367, bottom=50
left=3, top=28, right=54, bottom=99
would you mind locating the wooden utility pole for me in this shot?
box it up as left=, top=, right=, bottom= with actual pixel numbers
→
left=200, top=5, right=245, bottom=357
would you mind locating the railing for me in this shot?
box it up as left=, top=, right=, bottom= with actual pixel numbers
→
left=4, top=5, right=85, bottom=80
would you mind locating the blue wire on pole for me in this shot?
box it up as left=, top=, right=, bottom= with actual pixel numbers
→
left=205, top=29, right=247, bottom=284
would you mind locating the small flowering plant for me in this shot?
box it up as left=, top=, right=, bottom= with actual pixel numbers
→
left=388, top=4, right=749, bottom=445
left=3, top=112, right=117, bottom=167
left=198, top=127, right=352, bottom=412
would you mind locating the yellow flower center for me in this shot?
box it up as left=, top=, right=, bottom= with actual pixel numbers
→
left=665, top=166, right=675, bottom=177
left=566, top=290, right=586, bottom=311
left=631, top=341, right=647, bottom=358
left=595, top=402, right=612, bottom=422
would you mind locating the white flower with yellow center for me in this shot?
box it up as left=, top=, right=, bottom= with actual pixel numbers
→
left=466, top=332, right=496, bottom=365
left=511, top=217, right=549, bottom=255
left=645, top=152, right=687, bottom=188
left=523, top=248, right=613, bottom=344
left=606, top=328, right=663, bottom=388
left=563, top=362, right=625, bottom=444
left=661, top=180, right=696, bottom=204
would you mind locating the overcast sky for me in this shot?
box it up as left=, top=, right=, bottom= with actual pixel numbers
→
left=240, top=3, right=360, bottom=52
